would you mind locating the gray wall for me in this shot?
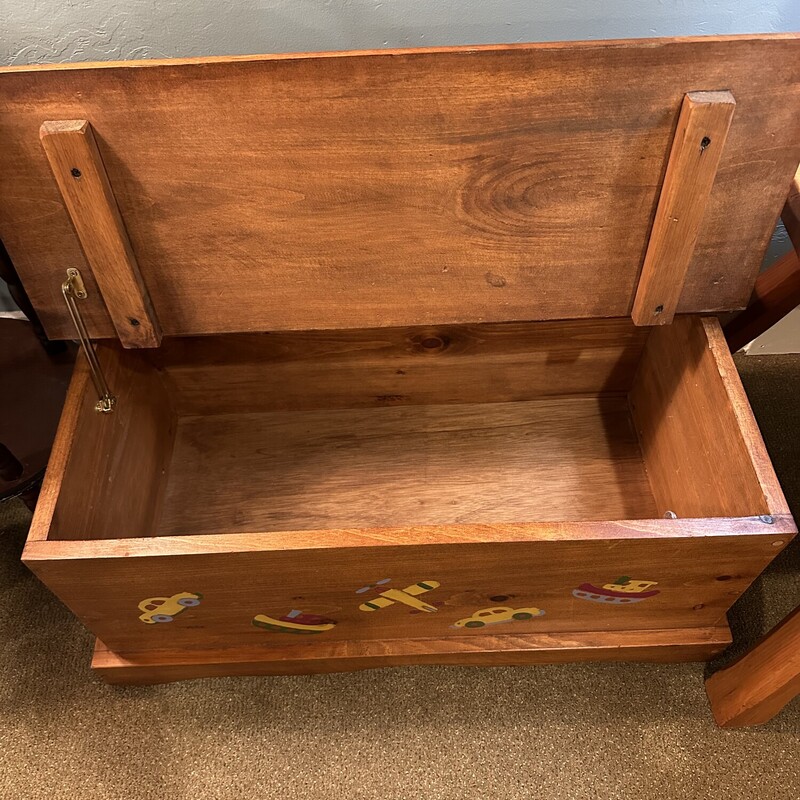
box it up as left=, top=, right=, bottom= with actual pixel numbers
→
left=2, top=0, right=799, bottom=64
left=1, top=2, right=798, bottom=315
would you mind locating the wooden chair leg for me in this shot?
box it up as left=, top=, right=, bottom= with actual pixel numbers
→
left=705, top=606, right=800, bottom=727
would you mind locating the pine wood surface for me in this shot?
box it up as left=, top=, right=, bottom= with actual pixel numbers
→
left=24, top=531, right=789, bottom=656
left=158, top=396, right=656, bottom=535
left=92, top=625, right=733, bottom=684
left=631, top=91, right=736, bottom=325
left=145, top=318, right=649, bottom=415
left=629, top=317, right=785, bottom=518
left=2, top=36, right=799, bottom=339
left=706, top=606, right=800, bottom=727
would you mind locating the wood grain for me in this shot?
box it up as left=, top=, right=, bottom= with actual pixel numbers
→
left=724, top=250, right=800, bottom=352
left=25, top=354, right=91, bottom=543
left=158, top=396, right=656, bottom=535
left=30, top=346, right=176, bottom=542
left=629, top=316, right=788, bottom=518
left=23, top=530, right=787, bottom=656
left=782, top=164, right=800, bottom=254
left=22, top=309, right=796, bottom=676
left=92, top=625, right=733, bottom=684
left=24, top=515, right=797, bottom=557
left=145, top=319, right=649, bottom=415
left=706, top=606, right=800, bottom=727
left=39, top=120, right=161, bottom=347
left=722, top=166, right=800, bottom=352
left=2, top=36, right=799, bottom=339
left=632, top=91, right=736, bottom=325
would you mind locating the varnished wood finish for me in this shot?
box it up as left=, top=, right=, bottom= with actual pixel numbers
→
left=783, top=165, right=800, bottom=254
left=23, top=529, right=789, bottom=656
left=705, top=606, right=800, bottom=727
left=21, top=314, right=796, bottom=677
left=631, top=91, right=736, bottom=326
left=724, top=167, right=800, bottom=351
left=629, top=316, right=788, bottom=518
left=22, top=515, right=797, bottom=558
left=146, top=319, right=649, bottom=416
left=159, top=396, right=656, bottom=535
left=2, top=36, right=800, bottom=340
left=39, top=120, right=161, bottom=348
left=29, top=347, right=176, bottom=542
left=724, top=250, right=800, bottom=352
left=93, top=625, right=733, bottom=685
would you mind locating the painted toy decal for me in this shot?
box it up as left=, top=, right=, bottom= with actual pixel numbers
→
left=355, top=578, right=392, bottom=594
left=138, top=592, right=203, bottom=624
left=359, top=580, right=441, bottom=612
left=454, top=606, right=545, bottom=629
left=410, top=591, right=516, bottom=615
left=252, top=609, right=337, bottom=634
left=572, top=576, right=660, bottom=605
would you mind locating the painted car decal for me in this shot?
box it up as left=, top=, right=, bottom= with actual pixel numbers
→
left=138, top=592, right=203, bottom=624
left=453, top=605, right=545, bottom=629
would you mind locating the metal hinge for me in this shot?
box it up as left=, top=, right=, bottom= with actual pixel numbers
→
left=62, top=268, right=116, bottom=413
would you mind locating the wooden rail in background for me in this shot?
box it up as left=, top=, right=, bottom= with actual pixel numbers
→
left=709, top=166, right=800, bottom=727
left=724, top=167, right=800, bottom=352
left=706, top=607, right=800, bottom=727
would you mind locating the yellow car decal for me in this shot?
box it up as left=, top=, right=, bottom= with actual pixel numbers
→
left=454, top=605, right=545, bottom=629
left=138, top=592, right=203, bottom=624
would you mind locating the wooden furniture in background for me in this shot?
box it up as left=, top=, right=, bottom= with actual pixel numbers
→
left=706, top=606, right=800, bottom=727
left=0, top=319, right=75, bottom=510
left=705, top=166, right=800, bottom=728
left=725, top=166, right=800, bottom=352
left=1, top=36, right=799, bottom=683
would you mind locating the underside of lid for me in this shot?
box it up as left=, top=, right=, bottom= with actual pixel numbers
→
left=0, top=35, right=799, bottom=344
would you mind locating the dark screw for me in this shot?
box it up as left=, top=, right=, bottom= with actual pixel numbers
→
left=654, top=304, right=664, bottom=315
left=70, top=167, right=82, bottom=178
left=129, top=318, right=140, bottom=327
left=700, top=136, right=711, bottom=151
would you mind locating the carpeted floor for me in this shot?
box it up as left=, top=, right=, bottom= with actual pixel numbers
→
left=0, top=355, right=798, bottom=799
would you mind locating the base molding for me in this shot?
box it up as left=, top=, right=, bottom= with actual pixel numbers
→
left=92, top=625, right=732, bottom=685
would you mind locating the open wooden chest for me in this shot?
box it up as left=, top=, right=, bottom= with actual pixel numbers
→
left=1, top=35, right=799, bottom=684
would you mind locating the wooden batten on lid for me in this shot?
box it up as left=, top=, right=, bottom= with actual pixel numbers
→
left=1, top=38, right=799, bottom=347
left=37, top=91, right=740, bottom=349
left=631, top=90, right=736, bottom=326
left=39, top=120, right=161, bottom=349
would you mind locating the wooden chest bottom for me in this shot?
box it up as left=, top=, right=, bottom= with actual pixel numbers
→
left=23, top=317, right=795, bottom=683
left=92, top=627, right=733, bottom=685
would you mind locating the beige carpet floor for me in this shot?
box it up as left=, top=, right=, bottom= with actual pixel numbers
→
left=1, top=355, right=798, bottom=799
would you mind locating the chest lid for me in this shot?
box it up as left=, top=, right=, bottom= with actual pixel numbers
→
left=1, top=35, right=799, bottom=347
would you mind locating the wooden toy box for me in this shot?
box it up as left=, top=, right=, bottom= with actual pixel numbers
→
left=1, top=35, right=798, bottom=684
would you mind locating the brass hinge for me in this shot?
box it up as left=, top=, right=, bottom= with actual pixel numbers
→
left=62, top=268, right=116, bottom=413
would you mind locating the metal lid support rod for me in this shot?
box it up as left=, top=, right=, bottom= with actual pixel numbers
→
left=61, top=268, right=116, bottom=413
